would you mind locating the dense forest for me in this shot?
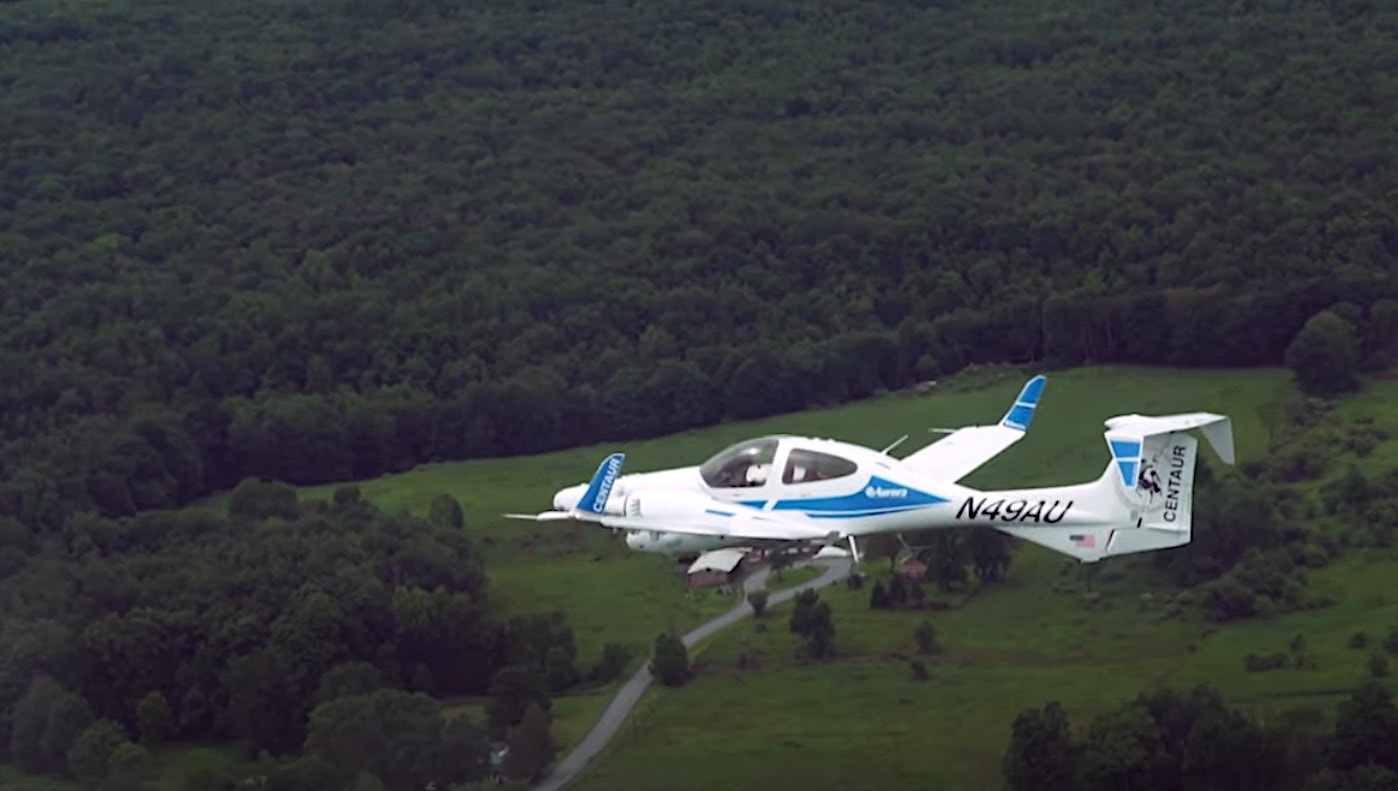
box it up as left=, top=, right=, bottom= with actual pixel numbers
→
left=3, top=0, right=1398, bottom=538
left=1, top=482, right=582, bottom=787
left=3, top=0, right=1398, bottom=785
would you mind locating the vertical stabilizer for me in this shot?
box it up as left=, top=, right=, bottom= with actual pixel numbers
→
left=983, top=413, right=1231, bottom=562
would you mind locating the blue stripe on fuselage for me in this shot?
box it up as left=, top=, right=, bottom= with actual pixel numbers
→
left=725, top=476, right=946, bottom=519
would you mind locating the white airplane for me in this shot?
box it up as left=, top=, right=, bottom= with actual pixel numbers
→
left=505, top=375, right=1236, bottom=564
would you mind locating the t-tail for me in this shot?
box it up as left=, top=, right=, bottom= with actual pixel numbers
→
left=955, top=413, right=1234, bottom=562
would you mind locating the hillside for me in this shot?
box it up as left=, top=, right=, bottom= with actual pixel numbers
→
left=7, top=363, right=1397, bottom=788
left=3, top=0, right=1398, bottom=544
left=195, top=365, right=1289, bottom=656
left=4, top=0, right=1398, bottom=786
left=564, top=372, right=1398, bottom=791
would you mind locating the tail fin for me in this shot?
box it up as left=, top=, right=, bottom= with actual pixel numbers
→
left=988, top=412, right=1233, bottom=562
left=576, top=452, right=625, bottom=514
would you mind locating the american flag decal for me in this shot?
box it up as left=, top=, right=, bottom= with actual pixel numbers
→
left=1070, top=533, right=1095, bottom=548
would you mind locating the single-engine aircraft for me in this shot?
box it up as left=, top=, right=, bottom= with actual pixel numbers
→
left=505, top=375, right=1236, bottom=564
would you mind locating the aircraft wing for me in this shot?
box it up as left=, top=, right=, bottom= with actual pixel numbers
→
left=506, top=505, right=837, bottom=542
left=898, top=375, right=1046, bottom=483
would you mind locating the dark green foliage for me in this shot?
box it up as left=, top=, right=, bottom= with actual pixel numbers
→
left=133, top=691, right=171, bottom=748
left=591, top=643, right=631, bottom=684
left=501, top=612, right=579, bottom=696
left=9, top=676, right=93, bottom=774
left=1003, top=701, right=1076, bottom=791
left=868, top=581, right=891, bottom=610
left=921, top=530, right=969, bottom=593
left=0, top=498, right=554, bottom=769
left=1303, top=765, right=1398, bottom=791
left=909, top=661, right=928, bottom=682
left=1323, top=466, right=1373, bottom=517
left=913, top=620, right=940, bottom=655
left=107, top=742, right=152, bottom=791
left=485, top=666, right=552, bottom=738
left=747, top=589, right=769, bottom=618
left=649, top=633, right=690, bottom=687
left=504, top=703, right=555, bottom=784
left=1366, top=300, right=1398, bottom=368
left=789, top=589, right=835, bottom=660
left=428, top=494, right=465, bottom=531
left=1244, top=652, right=1290, bottom=673
left=227, top=478, right=300, bottom=522
left=768, top=550, right=792, bottom=581
left=0, top=0, right=1396, bottom=778
left=66, top=719, right=131, bottom=787
left=1329, top=683, right=1398, bottom=773
left=1368, top=654, right=1389, bottom=679
left=303, top=688, right=489, bottom=791
left=315, top=662, right=388, bottom=705
left=1287, top=311, right=1361, bottom=398
left=863, top=533, right=902, bottom=573
left=965, top=528, right=1015, bottom=584
left=0, top=0, right=1396, bottom=562
left=1004, top=682, right=1398, bottom=791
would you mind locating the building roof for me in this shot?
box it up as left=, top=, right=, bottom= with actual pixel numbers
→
left=687, top=548, right=747, bottom=575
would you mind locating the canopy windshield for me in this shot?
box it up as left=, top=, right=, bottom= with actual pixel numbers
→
left=698, top=437, right=782, bottom=488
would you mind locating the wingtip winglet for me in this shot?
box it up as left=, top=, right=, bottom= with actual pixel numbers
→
left=1000, top=374, right=1047, bottom=432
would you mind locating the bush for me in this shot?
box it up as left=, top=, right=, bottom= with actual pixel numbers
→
left=913, top=620, right=940, bottom=655
left=1244, top=652, right=1289, bottom=672
left=1368, top=653, right=1389, bottom=679
left=748, top=589, right=769, bottom=618
left=649, top=633, right=690, bottom=687
left=592, top=643, right=630, bottom=683
left=910, top=661, right=929, bottom=682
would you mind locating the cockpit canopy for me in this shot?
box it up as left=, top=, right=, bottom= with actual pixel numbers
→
left=698, top=435, right=860, bottom=489
left=698, top=437, right=781, bottom=488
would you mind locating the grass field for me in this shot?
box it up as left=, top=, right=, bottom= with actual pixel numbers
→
left=556, top=369, right=1398, bottom=791
left=180, top=364, right=1398, bottom=789
left=195, top=363, right=1294, bottom=664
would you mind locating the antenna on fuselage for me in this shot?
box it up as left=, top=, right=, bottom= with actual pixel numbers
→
left=880, top=434, right=909, bottom=455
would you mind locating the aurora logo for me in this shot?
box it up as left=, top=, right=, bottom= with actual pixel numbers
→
left=865, top=485, right=908, bottom=499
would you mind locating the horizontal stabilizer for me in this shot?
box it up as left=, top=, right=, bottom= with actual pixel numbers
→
left=1103, top=412, right=1234, bottom=465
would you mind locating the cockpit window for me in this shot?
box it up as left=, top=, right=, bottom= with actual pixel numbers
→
left=782, top=448, right=858, bottom=484
left=698, top=437, right=781, bottom=488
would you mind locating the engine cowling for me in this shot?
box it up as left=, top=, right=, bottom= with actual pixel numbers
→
left=620, top=488, right=720, bottom=520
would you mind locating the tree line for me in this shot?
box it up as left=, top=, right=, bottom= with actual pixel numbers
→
left=1003, top=681, right=1398, bottom=791
left=4, top=0, right=1398, bottom=548
left=4, top=277, right=1394, bottom=546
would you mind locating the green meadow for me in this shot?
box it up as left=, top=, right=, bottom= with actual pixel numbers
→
left=194, top=364, right=1290, bottom=665
left=186, top=364, right=1398, bottom=788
